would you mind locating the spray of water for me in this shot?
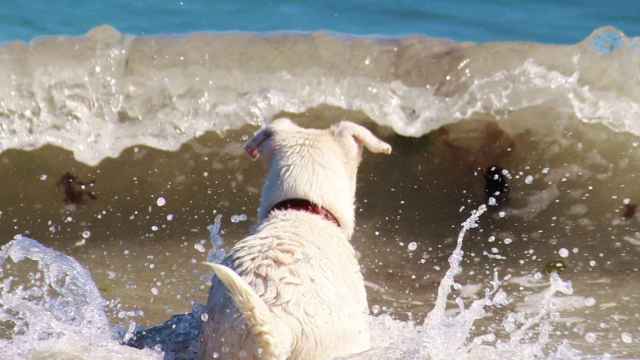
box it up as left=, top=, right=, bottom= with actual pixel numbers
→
left=207, top=214, right=226, bottom=264
left=421, top=205, right=495, bottom=358
left=356, top=205, right=586, bottom=360
left=0, top=210, right=606, bottom=359
left=0, top=235, right=159, bottom=360
left=421, top=205, right=585, bottom=359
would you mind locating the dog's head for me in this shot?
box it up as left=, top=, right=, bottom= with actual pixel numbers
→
left=245, top=118, right=391, bottom=238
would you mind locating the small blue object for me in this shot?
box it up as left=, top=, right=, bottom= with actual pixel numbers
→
left=590, top=28, right=625, bottom=54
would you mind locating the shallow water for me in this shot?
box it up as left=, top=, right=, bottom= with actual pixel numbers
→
left=1, top=26, right=640, bottom=359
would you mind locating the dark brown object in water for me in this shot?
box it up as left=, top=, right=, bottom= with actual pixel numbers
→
left=544, top=260, right=567, bottom=274
left=622, top=203, right=637, bottom=219
left=57, top=172, right=97, bottom=205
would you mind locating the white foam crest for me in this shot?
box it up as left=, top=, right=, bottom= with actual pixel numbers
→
left=0, top=27, right=638, bottom=165
left=0, top=235, right=159, bottom=360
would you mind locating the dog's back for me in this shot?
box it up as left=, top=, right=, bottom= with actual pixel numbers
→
left=202, top=211, right=369, bottom=360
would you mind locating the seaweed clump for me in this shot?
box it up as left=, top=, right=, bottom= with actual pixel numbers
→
left=57, top=172, right=97, bottom=205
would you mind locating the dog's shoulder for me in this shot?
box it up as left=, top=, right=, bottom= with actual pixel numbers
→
left=225, top=212, right=350, bottom=305
left=225, top=225, right=308, bottom=307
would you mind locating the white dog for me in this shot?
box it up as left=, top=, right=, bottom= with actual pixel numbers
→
left=201, top=118, right=392, bottom=360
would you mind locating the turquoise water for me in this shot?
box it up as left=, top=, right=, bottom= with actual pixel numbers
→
left=1, top=0, right=639, bottom=43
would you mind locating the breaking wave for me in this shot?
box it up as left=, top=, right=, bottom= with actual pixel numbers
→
left=0, top=25, right=638, bottom=165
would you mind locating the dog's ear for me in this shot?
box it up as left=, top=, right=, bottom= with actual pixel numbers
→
left=334, top=121, right=392, bottom=155
left=244, top=128, right=272, bottom=160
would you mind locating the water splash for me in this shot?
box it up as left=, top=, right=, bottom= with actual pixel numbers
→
left=420, top=205, right=497, bottom=358
left=207, top=214, right=226, bottom=263
left=352, top=206, right=595, bottom=360
left=0, top=212, right=617, bottom=359
left=0, top=235, right=159, bottom=359
left=123, top=304, right=205, bottom=359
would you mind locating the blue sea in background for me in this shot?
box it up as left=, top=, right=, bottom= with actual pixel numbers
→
left=1, top=0, right=639, bottom=44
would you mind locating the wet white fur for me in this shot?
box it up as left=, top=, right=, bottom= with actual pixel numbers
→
left=201, top=119, right=391, bottom=360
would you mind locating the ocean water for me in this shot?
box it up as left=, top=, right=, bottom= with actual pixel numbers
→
left=1, top=2, right=640, bottom=360
left=1, top=0, right=639, bottom=44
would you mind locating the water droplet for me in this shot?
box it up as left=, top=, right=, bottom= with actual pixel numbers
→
left=584, top=297, right=596, bottom=306
left=201, top=313, right=209, bottom=322
left=621, top=332, right=633, bottom=344
left=524, top=175, right=534, bottom=184
left=194, top=243, right=206, bottom=253
left=81, top=230, right=91, bottom=239
left=534, top=272, right=543, bottom=280
left=150, top=287, right=159, bottom=296
left=230, top=214, right=248, bottom=223
left=407, top=242, right=417, bottom=251
left=558, top=248, right=569, bottom=258
left=156, top=197, right=166, bottom=207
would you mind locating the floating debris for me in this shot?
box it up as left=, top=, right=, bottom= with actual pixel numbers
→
left=57, top=172, right=97, bottom=205
left=544, top=260, right=567, bottom=274
left=622, top=203, right=637, bottom=219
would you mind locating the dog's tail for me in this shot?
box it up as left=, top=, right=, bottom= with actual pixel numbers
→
left=204, top=262, right=289, bottom=360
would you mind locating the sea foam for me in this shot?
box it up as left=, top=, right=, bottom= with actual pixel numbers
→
left=0, top=26, right=638, bottom=165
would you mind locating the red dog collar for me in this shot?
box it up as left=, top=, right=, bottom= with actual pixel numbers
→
left=270, top=198, right=340, bottom=227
